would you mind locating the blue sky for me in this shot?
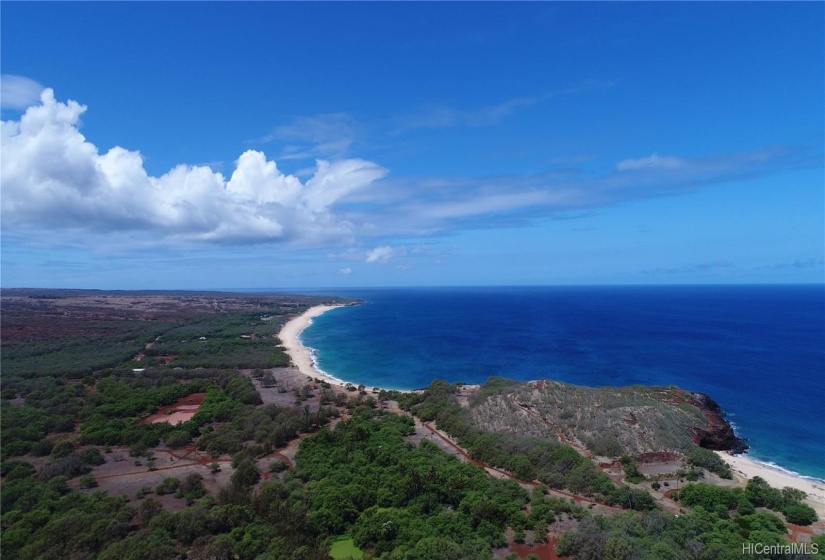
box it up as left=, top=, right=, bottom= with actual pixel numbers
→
left=1, top=2, right=823, bottom=289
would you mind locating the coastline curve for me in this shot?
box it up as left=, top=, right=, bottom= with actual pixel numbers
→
left=279, top=304, right=348, bottom=387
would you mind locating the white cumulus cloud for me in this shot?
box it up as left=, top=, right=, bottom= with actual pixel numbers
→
left=366, top=245, right=399, bottom=263
left=0, top=90, right=388, bottom=244
left=1, top=75, right=45, bottom=110
left=338, top=267, right=353, bottom=275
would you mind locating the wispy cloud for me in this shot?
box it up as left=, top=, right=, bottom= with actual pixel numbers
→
left=616, top=153, right=685, bottom=171
left=395, top=95, right=545, bottom=131
left=3, top=89, right=819, bottom=252
left=640, top=261, right=736, bottom=276
left=253, top=112, right=358, bottom=160
left=393, top=80, right=614, bottom=133
left=758, top=258, right=825, bottom=271
left=338, top=267, right=353, bottom=275
left=1, top=75, right=44, bottom=110
left=336, top=145, right=817, bottom=237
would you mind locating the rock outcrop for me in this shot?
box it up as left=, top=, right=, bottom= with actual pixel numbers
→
left=464, top=377, right=748, bottom=458
left=686, top=392, right=749, bottom=454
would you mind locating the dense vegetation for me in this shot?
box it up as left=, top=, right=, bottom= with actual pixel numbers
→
left=296, top=407, right=587, bottom=559
left=2, top=320, right=173, bottom=380
left=557, top=478, right=823, bottom=559
left=678, top=478, right=819, bottom=527
left=1, top=291, right=340, bottom=388
left=142, top=312, right=295, bottom=370
left=1, top=470, right=330, bottom=559
left=686, top=447, right=733, bottom=479
left=0, top=372, right=338, bottom=560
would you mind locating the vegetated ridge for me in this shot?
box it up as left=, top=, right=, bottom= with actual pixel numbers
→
left=464, top=377, right=748, bottom=459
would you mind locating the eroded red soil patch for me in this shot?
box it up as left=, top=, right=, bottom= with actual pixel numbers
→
left=139, top=393, right=205, bottom=425
left=508, top=538, right=568, bottom=560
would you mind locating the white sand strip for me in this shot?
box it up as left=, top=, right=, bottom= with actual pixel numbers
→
left=715, top=451, right=825, bottom=517
left=278, top=304, right=414, bottom=393
left=279, top=304, right=347, bottom=387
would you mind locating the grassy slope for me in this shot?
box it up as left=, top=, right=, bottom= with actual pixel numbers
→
left=467, top=377, right=718, bottom=456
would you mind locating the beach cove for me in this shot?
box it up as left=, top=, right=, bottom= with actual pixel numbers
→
left=281, top=288, right=825, bottom=517
left=279, top=302, right=415, bottom=393
left=278, top=304, right=350, bottom=388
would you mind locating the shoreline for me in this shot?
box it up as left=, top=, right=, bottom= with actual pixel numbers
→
left=279, top=304, right=349, bottom=388
left=278, top=304, right=412, bottom=393
left=715, top=451, right=825, bottom=517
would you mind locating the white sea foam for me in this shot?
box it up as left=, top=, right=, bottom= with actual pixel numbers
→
left=306, top=347, right=346, bottom=384
left=296, top=320, right=347, bottom=384
left=744, top=451, right=825, bottom=486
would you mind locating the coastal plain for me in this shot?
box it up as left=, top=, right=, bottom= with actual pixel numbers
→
left=2, top=290, right=823, bottom=560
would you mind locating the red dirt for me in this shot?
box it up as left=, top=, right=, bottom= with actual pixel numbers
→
left=138, top=393, right=205, bottom=425
left=636, top=451, right=682, bottom=463
left=150, top=355, right=179, bottom=364
left=509, top=538, right=568, bottom=560
left=785, top=523, right=817, bottom=543
left=272, top=450, right=293, bottom=467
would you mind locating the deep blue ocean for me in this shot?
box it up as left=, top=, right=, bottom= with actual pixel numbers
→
left=297, top=285, right=824, bottom=481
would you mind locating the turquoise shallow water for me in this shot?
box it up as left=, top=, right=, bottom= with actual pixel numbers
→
left=298, top=286, right=825, bottom=481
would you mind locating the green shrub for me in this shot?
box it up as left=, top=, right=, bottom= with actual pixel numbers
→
left=155, top=477, right=180, bottom=495
left=78, top=473, right=97, bottom=488
left=269, top=461, right=289, bottom=473
left=783, top=503, right=818, bottom=526
left=686, top=448, right=732, bottom=479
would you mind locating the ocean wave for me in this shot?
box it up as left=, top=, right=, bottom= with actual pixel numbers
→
left=306, top=347, right=346, bottom=384
left=744, top=452, right=825, bottom=486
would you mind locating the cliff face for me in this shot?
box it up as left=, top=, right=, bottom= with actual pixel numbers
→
left=464, top=378, right=747, bottom=458
left=686, top=392, right=749, bottom=454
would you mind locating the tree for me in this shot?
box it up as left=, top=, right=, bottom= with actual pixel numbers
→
left=509, top=455, right=536, bottom=481
left=155, top=477, right=180, bottom=495
left=78, top=473, right=97, bottom=488
left=164, top=430, right=192, bottom=449
left=177, top=473, right=206, bottom=503
left=137, top=497, right=163, bottom=524
left=231, top=459, right=260, bottom=489
left=783, top=503, right=817, bottom=525
left=50, top=440, right=74, bottom=459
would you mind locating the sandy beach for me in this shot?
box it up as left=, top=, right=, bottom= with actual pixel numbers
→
left=278, top=304, right=415, bottom=393
left=715, top=451, right=825, bottom=517
left=279, top=304, right=349, bottom=387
